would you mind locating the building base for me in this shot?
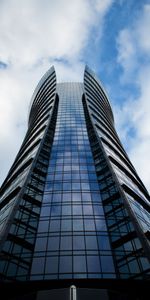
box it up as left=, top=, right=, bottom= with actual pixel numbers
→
left=0, top=279, right=149, bottom=300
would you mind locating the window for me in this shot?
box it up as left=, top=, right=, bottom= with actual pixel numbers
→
left=60, top=236, right=72, bottom=250
left=73, top=236, right=85, bottom=250
left=84, top=219, right=95, bottom=231
left=31, top=257, right=45, bottom=274
left=101, top=256, right=115, bottom=272
left=35, top=237, right=47, bottom=251
left=85, top=236, right=98, bottom=250
left=50, top=220, right=60, bottom=232
left=47, top=237, right=59, bottom=251
left=38, top=220, right=49, bottom=233
left=59, top=256, right=72, bottom=273
left=87, top=256, right=101, bottom=272
left=73, top=219, right=83, bottom=231
left=61, top=219, right=72, bottom=231
left=73, top=256, right=86, bottom=273
left=45, top=257, right=58, bottom=273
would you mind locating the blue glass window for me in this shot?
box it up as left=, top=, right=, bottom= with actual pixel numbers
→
left=61, top=219, right=72, bottom=231
left=101, top=256, right=115, bottom=272
left=87, top=256, right=101, bottom=272
left=60, top=236, right=72, bottom=250
left=62, top=205, right=71, bottom=215
left=82, top=193, right=91, bottom=202
left=81, top=182, right=90, bottom=190
left=91, top=193, right=101, bottom=203
left=63, top=173, right=72, bottom=180
left=7, top=263, right=17, bottom=277
left=84, top=219, right=95, bottom=231
left=95, top=219, right=107, bottom=231
left=97, top=235, right=111, bottom=250
left=72, top=193, right=81, bottom=202
left=85, top=236, right=98, bottom=250
left=128, top=259, right=140, bottom=273
left=52, top=193, right=61, bottom=202
left=50, top=220, right=60, bottom=232
left=38, top=221, right=49, bottom=233
left=62, top=193, right=71, bottom=202
left=63, top=182, right=71, bottom=190
left=40, top=206, right=50, bottom=217
left=35, top=237, right=47, bottom=251
left=47, top=237, right=59, bottom=251
left=73, top=219, right=83, bottom=231
left=80, top=173, right=88, bottom=180
left=45, top=257, right=58, bottom=274
left=43, top=194, right=52, bottom=203
left=51, top=205, right=61, bottom=216
left=83, top=205, right=93, bottom=215
left=72, top=182, right=81, bottom=190
left=73, top=256, right=86, bottom=272
left=93, top=205, right=104, bottom=216
left=73, top=236, right=85, bottom=250
left=59, top=256, right=72, bottom=273
left=31, top=257, right=45, bottom=274
left=72, top=205, right=82, bottom=215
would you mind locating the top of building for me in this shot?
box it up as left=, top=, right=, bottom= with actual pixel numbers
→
left=28, top=65, right=114, bottom=125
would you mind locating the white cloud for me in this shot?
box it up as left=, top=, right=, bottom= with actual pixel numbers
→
left=116, top=3, right=150, bottom=191
left=94, top=0, right=114, bottom=13
left=0, top=0, right=114, bottom=67
left=117, top=29, right=137, bottom=76
left=0, top=0, right=114, bottom=185
left=136, top=4, right=150, bottom=55
left=117, top=3, right=150, bottom=75
left=0, top=0, right=89, bottom=65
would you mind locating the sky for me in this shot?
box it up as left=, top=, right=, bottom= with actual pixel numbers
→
left=0, top=0, right=150, bottom=192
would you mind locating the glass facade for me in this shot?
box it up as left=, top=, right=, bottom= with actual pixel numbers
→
left=30, top=82, right=115, bottom=280
left=0, top=66, right=150, bottom=286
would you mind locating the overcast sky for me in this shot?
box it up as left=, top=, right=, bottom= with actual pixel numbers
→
left=0, top=0, right=150, bottom=192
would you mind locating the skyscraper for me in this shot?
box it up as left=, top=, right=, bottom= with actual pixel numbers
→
left=0, top=66, right=150, bottom=299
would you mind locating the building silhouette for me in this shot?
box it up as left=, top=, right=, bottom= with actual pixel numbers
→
left=0, top=66, right=150, bottom=299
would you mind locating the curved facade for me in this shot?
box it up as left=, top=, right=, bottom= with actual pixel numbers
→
left=0, top=66, right=150, bottom=298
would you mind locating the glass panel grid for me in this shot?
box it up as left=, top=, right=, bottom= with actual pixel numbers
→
left=31, top=83, right=114, bottom=279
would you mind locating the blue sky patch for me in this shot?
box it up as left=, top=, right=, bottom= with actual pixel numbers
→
left=0, top=61, right=8, bottom=69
